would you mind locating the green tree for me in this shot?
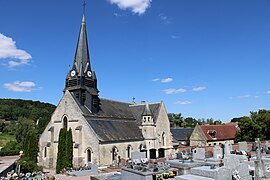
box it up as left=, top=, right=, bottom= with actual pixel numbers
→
left=235, top=116, right=262, bottom=142
left=56, top=128, right=67, bottom=173
left=23, top=130, right=38, bottom=162
left=65, top=128, right=73, bottom=169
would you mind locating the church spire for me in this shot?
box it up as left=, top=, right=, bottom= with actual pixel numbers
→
left=73, top=15, right=91, bottom=76
left=65, top=15, right=100, bottom=114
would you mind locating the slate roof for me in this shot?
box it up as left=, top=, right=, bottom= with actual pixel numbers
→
left=199, top=125, right=238, bottom=141
left=72, top=15, right=91, bottom=76
left=129, top=103, right=161, bottom=124
left=86, top=119, right=144, bottom=143
left=76, top=97, right=162, bottom=143
left=171, top=128, right=194, bottom=141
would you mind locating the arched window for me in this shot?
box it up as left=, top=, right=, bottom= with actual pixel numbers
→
left=63, top=116, right=68, bottom=129
left=161, top=132, right=165, bottom=146
left=44, top=147, right=47, bottom=158
left=87, top=149, right=91, bottom=162
left=112, top=147, right=118, bottom=161
left=127, top=145, right=132, bottom=159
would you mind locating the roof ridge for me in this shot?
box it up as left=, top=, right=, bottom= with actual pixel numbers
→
left=100, top=97, right=132, bottom=105
left=129, top=102, right=161, bottom=107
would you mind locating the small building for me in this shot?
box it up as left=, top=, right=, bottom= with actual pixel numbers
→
left=189, top=124, right=238, bottom=147
left=171, top=128, right=194, bottom=146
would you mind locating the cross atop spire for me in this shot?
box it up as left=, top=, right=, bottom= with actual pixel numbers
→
left=83, top=0, right=86, bottom=15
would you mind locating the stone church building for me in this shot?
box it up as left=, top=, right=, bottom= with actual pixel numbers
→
left=38, top=16, right=173, bottom=168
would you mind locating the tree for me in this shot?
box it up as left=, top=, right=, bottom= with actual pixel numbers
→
left=65, top=128, right=73, bottom=169
left=56, top=128, right=66, bottom=174
left=234, top=116, right=263, bottom=142
left=23, top=130, right=38, bottom=162
left=16, top=128, right=41, bottom=173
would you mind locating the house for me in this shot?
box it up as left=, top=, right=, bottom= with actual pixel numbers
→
left=171, top=128, right=194, bottom=146
left=189, top=124, right=238, bottom=146
left=38, top=15, right=173, bottom=169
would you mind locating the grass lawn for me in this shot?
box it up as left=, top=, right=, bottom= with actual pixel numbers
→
left=0, top=133, right=16, bottom=147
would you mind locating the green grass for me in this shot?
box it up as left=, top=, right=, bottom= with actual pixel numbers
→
left=0, top=133, right=16, bottom=147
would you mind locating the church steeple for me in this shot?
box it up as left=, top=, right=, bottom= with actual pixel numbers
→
left=73, top=15, right=91, bottom=76
left=65, top=15, right=100, bottom=114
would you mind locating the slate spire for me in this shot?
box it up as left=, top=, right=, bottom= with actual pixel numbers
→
left=73, top=15, right=91, bottom=75
left=142, top=103, right=153, bottom=116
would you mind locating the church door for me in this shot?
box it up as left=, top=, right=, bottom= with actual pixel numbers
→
left=158, top=148, right=165, bottom=158
left=149, top=149, right=157, bottom=159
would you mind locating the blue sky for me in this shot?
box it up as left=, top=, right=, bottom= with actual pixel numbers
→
left=0, top=0, right=270, bottom=121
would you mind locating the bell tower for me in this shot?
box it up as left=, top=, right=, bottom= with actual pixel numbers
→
left=65, top=16, right=100, bottom=114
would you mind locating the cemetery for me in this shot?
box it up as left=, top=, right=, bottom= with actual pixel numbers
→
left=117, top=139, right=270, bottom=180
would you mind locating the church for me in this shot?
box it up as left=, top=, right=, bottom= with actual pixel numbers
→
left=38, top=15, right=173, bottom=168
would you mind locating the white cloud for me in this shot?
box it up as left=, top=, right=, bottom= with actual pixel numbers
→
left=255, top=96, right=260, bottom=98
left=192, top=86, right=206, bottom=92
left=0, top=33, right=32, bottom=68
left=175, top=101, right=192, bottom=105
left=266, top=91, right=270, bottom=94
left=108, top=0, right=152, bottom=15
left=238, top=95, right=251, bottom=99
left=3, top=81, right=37, bottom=92
left=161, top=78, right=173, bottom=83
left=164, top=88, right=187, bottom=94
left=152, top=78, right=160, bottom=82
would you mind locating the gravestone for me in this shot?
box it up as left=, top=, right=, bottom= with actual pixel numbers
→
left=265, top=141, right=270, bottom=154
left=192, top=148, right=205, bottom=161
left=213, top=146, right=223, bottom=159
left=224, top=141, right=232, bottom=155
left=223, top=154, right=241, bottom=170
left=131, top=151, right=146, bottom=161
left=254, top=138, right=267, bottom=179
left=238, top=141, right=248, bottom=152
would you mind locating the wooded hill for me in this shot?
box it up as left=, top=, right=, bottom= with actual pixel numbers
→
left=0, top=99, right=56, bottom=135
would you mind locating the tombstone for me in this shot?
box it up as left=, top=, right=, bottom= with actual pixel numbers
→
left=192, top=148, right=205, bottom=161
left=89, top=163, right=98, bottom=174
left=223, top=154, right=241, bottom=170
left=213, top=145, right=223, bottom=159
left=254, top=138, right=267, bottom=179
left=224, top=141, right=233, bottom=155
left=131, top=151, right=146, bottom=161
left=238, top=141, right=248, bottom=152
left=265, top=141, right=270, bottom=154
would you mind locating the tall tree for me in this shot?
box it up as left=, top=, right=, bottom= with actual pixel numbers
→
left=56, top=128, right=67, bottom=173
left=65, top=128, right=73, bottom=168
left=23, top=129, right=38, bottom=162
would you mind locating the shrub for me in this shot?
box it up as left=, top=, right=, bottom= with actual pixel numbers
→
left=16, top=157, right=43, bottom=173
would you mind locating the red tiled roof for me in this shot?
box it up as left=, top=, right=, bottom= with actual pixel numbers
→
left=199, top=125, right=238, bottom=141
